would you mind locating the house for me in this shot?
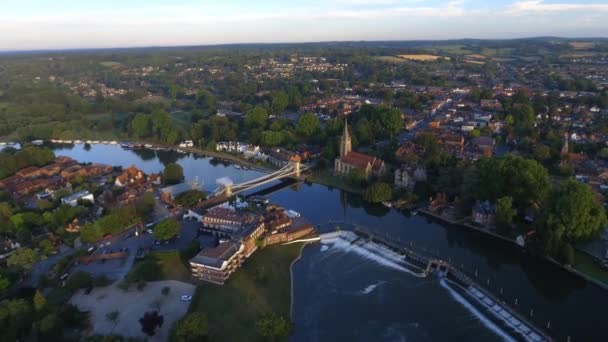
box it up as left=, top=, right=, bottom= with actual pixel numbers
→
left=334, top=120, right=385, bottom=179
left=13, top=178, right=59, bottom=196
left=61, top=190, right=94, bottom=207
left=35, top=188, right=55, bottom=200
left=114, top=165, right=145, bottom=187
left=66, top=218, right=80, bottom=233
left=0, top=238, right=21, bottom=259
left=439, top=133, right=465, bottom=155
left=148, top=173, right=162, bottom=185
left=266, top=148, right=301, bottom=168
left=262, top=205, right=292, bottom=232
left=16, top=166, right=42, bottom=179
left=472, top=201, right=496, bottom=227
left=395, top=164, right=427, bottom=190
left=159, top=180, right=201, bottom=204
left=480, top=99, right=503, bottom=111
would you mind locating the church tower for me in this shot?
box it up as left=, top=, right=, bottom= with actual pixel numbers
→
left=561, top=132, right=569, bottom=156
left=340, top=118, right=352, bottom=158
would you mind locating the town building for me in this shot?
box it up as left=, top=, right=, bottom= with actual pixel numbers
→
left=114, top=165, right=145, bottom=187
left=190, top=221, right=265, bottom=285
left=159, top=180, right=202, bottom=204
left=190, top=241, right=244, bottom=285
left=334, top=120, right=385, bottom=179
left=199, top=207, right=256, bottom=234
left=61, top=190, right=94, bottom=207
left=472, top=201, right=496, bottom=227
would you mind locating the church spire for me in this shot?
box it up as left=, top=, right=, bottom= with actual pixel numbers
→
left=340, top=117, right=352, bottom=158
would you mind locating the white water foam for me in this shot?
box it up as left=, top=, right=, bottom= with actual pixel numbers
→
left=360, top=280, right=386, bottom=295
left=439, top=278, right=517, bottom=342
left=320, top=245, right=329, bottom=252
left=329, top=236, right=426, bottom=278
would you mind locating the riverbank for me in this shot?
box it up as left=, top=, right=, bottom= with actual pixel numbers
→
left=290, top=242, right=310, bottom=319
left=188, top=243, right=304, bottom=342
left=419, top=208, right=608, bottom=291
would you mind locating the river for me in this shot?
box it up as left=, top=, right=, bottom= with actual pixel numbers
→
left=51, top=143, right=605, bottom=341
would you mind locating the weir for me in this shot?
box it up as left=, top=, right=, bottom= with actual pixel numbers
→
left=319, top=229, right=554, bottom=342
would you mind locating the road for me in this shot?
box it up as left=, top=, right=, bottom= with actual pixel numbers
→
left=72, top=219, right=214, bottom=280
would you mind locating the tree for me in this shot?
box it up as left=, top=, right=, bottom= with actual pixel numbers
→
left=7, top=247, right=39, bottom=271
left=163, top=163, right=184, bottom=185
left=261, top=131, right=285, bottom=147
left=136, top=192, right=156, bottom=218
left=599, top=147, right=608, bottom=160
left=470, top=129, right=481, bottom=138
left=544, top=180, right=607, bottom=243
left=0, top=299, right=33, bottom=341
left=35, top=313, right=64, bottom=340
left=38, top=239, right=55, bottom=256
left=153, top=218, right=179, bottom=241
left=533, top=144, right=552, bottom=162
left=495, top=196, right=516, bottom=235
left=131, top=113, right=151, bottom=138
left=174, top=190, right=206, bottom=207
left=34, top=289, right=47, bottom=312
left=161, top=286, right=171, bottom=296
left=171, top=312, right=208, bottom=342
left=465, top=155, right=550, bottom=209
left=66, top=271, right=93, bottom=292
left=245, top=107, right=268, bottom=129
left=558, top=243, right=575, bottom=265
left=106, top=310, right=120, bottom=332
left=347, top=168, right=366, bottom=186
left=364, top=182, right=393, bottom=203
left=0, top=276, right=10, bottom=296
left=296, top=113, right=320, bottom=137
left=271, top=91, right=289, bottom=114
left=256, top=314, right=292, bottom=341
left=139, top=311, right=164, bottom=337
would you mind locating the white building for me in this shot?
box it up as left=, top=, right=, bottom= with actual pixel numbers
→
left=61, top=190, right=94, bottom=207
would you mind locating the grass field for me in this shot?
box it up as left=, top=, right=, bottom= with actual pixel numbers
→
left=574, top=251, right=608, bottom=285
left=397, top=54, right=445, bottom=61
left=309, top=168, right=365, bottom=195
left=433, top=44, right=473, bottom=55
left=150, top=251, right=192, bottom=282
left=189, top=243, right=305, bottom=342
left=100, top=61, right=123, bottom=68
left=569, top=41, right=594, bottom=50
left=170, top=111, right=193, bottom=128
left=374, top=56, right=410, bottom=63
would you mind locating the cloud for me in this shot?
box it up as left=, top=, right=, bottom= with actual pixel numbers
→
left=508, top=1, right=608, bottom=14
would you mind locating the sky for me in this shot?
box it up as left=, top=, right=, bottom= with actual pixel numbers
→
left=1, top=0, right=608, bottom=50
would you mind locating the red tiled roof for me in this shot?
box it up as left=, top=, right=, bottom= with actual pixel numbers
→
left=341, top=151, right=376, bottom=169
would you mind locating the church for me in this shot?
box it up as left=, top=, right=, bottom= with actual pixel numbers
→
left=334, top=120, right=386, bottom=179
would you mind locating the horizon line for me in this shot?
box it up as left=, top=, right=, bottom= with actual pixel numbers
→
left=1, top=35, right=607, bottom=56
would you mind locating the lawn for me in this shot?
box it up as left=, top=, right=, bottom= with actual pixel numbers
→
left=149, top=251, right=191, bottom=282
left=100, top=61, right=123, bottom=68
left=574, top=251, right=608, bottom=285
left=308, top=168, right=365, bottom=195
left=397, top=54, right=445, bottom=61
left=189, top=243, right=305, bottom=342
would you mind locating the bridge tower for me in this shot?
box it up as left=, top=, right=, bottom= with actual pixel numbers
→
left=293, top=160, right=301, bottom=178
left=216, top=177, right=234, bottom=197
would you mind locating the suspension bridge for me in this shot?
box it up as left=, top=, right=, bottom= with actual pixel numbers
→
left=196, top=161, right=308, bottom=209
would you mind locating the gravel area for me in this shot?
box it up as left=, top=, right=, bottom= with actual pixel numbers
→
left=71, top=280, right=195, bottom=341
